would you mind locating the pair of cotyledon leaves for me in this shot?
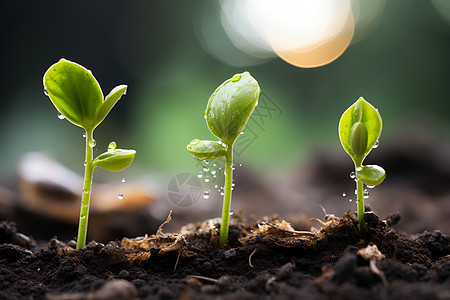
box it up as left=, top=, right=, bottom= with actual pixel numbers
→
left=43, top=59, right=135, bottom=172
left=187, top=72, right=260, bottom=160
left=339, top=97, right=386, bottom=186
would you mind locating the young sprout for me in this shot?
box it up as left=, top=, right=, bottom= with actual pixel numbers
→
left=43, top=59, right=136, bottom=249
left=338, top=97, right=386, bottom=235
left=187, top=72, right=260, bottom=247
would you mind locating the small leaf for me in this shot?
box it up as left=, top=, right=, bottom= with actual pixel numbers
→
left=339, top=97, right=382, bottom=167
left=43, top=59, right=103, bottom=130
left=94, top=148, right=136, bottom=172
left=95, top=85, right=128, bottom=126
left=186, top=139, right=227, bottom=160
left=205, top=72, right=260, bottom=146
left=357, top=165, right=386, bottom=186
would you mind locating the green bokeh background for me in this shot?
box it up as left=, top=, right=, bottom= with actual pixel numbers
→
left=1, top=0, right=449, bottom=178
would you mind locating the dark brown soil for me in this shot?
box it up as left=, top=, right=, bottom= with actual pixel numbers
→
left=1, top=208, right=449, bottom=300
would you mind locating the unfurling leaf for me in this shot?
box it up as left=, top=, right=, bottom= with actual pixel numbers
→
left=186, top=139, right=227, bottom=160
left=95, top=85, right=128, bottom=126
left=43, top=59, right=103, bottom=130
left=205, top=72, right=260, bottom=146
left=339, top=97, right=382, bottom=167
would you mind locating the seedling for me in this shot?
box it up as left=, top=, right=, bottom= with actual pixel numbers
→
left=187, top=72, right=260, bottom=246
left=339, top=97, right=386, bottom=235
left=43, top=59, right=136, bottom=249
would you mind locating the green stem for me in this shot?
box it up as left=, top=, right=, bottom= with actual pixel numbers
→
left=76, top=129, right=95, bottom=249
left=356, top=174, right=366, bottom=235
left=219, top=148, right=233, bottom=247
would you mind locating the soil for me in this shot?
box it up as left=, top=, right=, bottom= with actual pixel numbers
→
left=1, top=208, right=449, bottom=300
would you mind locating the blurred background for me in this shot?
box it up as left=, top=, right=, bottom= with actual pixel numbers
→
left=0, top=0, right=449, bottom=242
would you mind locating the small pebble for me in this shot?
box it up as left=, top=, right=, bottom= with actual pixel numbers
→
left=224, top=249, right=236, bottom=258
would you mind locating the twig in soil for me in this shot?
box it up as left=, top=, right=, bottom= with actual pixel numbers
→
left=157, top=210, right=172, bottom=236
left=369, top=259, right=388, bottom=286
left=188, top=275, right=218, bottom=283
left=249, top=248, right=257, bottom=268
left=174, top=251, right=181, bottom=272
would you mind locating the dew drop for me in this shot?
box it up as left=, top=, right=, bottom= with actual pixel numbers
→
left=205, top=160, right=210, bottom=164
left=350, top=171, right=356, bottom=179
left=367, top=184, right=375, bottom=189
left=89, top=139, right=96, bottom=147
left=197, top=171, right=203, bottom=179
left=205, top=178, right=210, bottom=183
left=220, top=192, right=224, bottom=196
left=108, top=141, right=117, bottom=152
left=203, top=191, right=210, bottom=199
left=121, top=178, right=126, bottom=183
left=349, top=199, right=353, bottom=202
left=342, top=192, right=347, bottom=197
left=82, top=132, right=86, bottom=138
left=356, top=166, right=362, bottom=172
left=230, top=211, right=234, bottom=216
left=214, top=184, right=218, bottom=188
left=211, top=170, right=216, bottom=175
left=363, top=189, right=369, bottom=199
left=239, top=163, right=242, bottom=167
left=118, top=193, right=124, bottom=200
left=373, top=140, right=380, bottom=149
left=231, top=183, right=235, bottom=187
left=203, top=166, right=209, bottom=172
left=43, top=88, right=49, bottom=96
left=83, top=189, right=89, bottom=194
left=80, top=216, right=86, bottom=220
left=213, top=163, right=217, bottom=167
left=57, top=113, right=65, bottom=120
left=240, top=131, right=244, bottom=135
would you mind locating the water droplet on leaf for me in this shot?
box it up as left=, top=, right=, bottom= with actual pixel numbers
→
left=118, top=193, right=124, bottom=200
left=89, top=139, right=96, bottom=147
left=350, top=171, right=356, bottom=179
left=57, top=113, right=65, bottom=120
left=203, top=166, right=209, bottom=172
left=197, top=171, right=203, bottom=179
left=356, top=166, right=362, bottom=172
left=342, top=192, right=346, bottom=197
left=108, top=141, right=117, bottom=152
left=211, top=170, right=217, bottom=175
left=203, top=191, right=210, bottom=199
left=373, top=140, right=380, bottom=149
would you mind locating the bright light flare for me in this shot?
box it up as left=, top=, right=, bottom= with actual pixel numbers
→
left=221, top=0, right=354, bottom=68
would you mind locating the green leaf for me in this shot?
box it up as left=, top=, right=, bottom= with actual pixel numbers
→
left=95, top=85, right=128, bottom=126
left=357, top=165, right=386, bottom=186
left=205, top=72, right=260, bottom=146
left=94, top=148, right=136, bottom=172
left=186, top=139, right=227, bottom=160
left=43, top=59, right=103, bottom=130
left=338, top=97, right=382, bottom=167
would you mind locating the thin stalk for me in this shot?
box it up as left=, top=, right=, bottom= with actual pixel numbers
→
left=76, top=129, right=95, bottom=249
left=356, top=176, right=366, bottom=235
left=219, top=148, right=233, bottom=247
